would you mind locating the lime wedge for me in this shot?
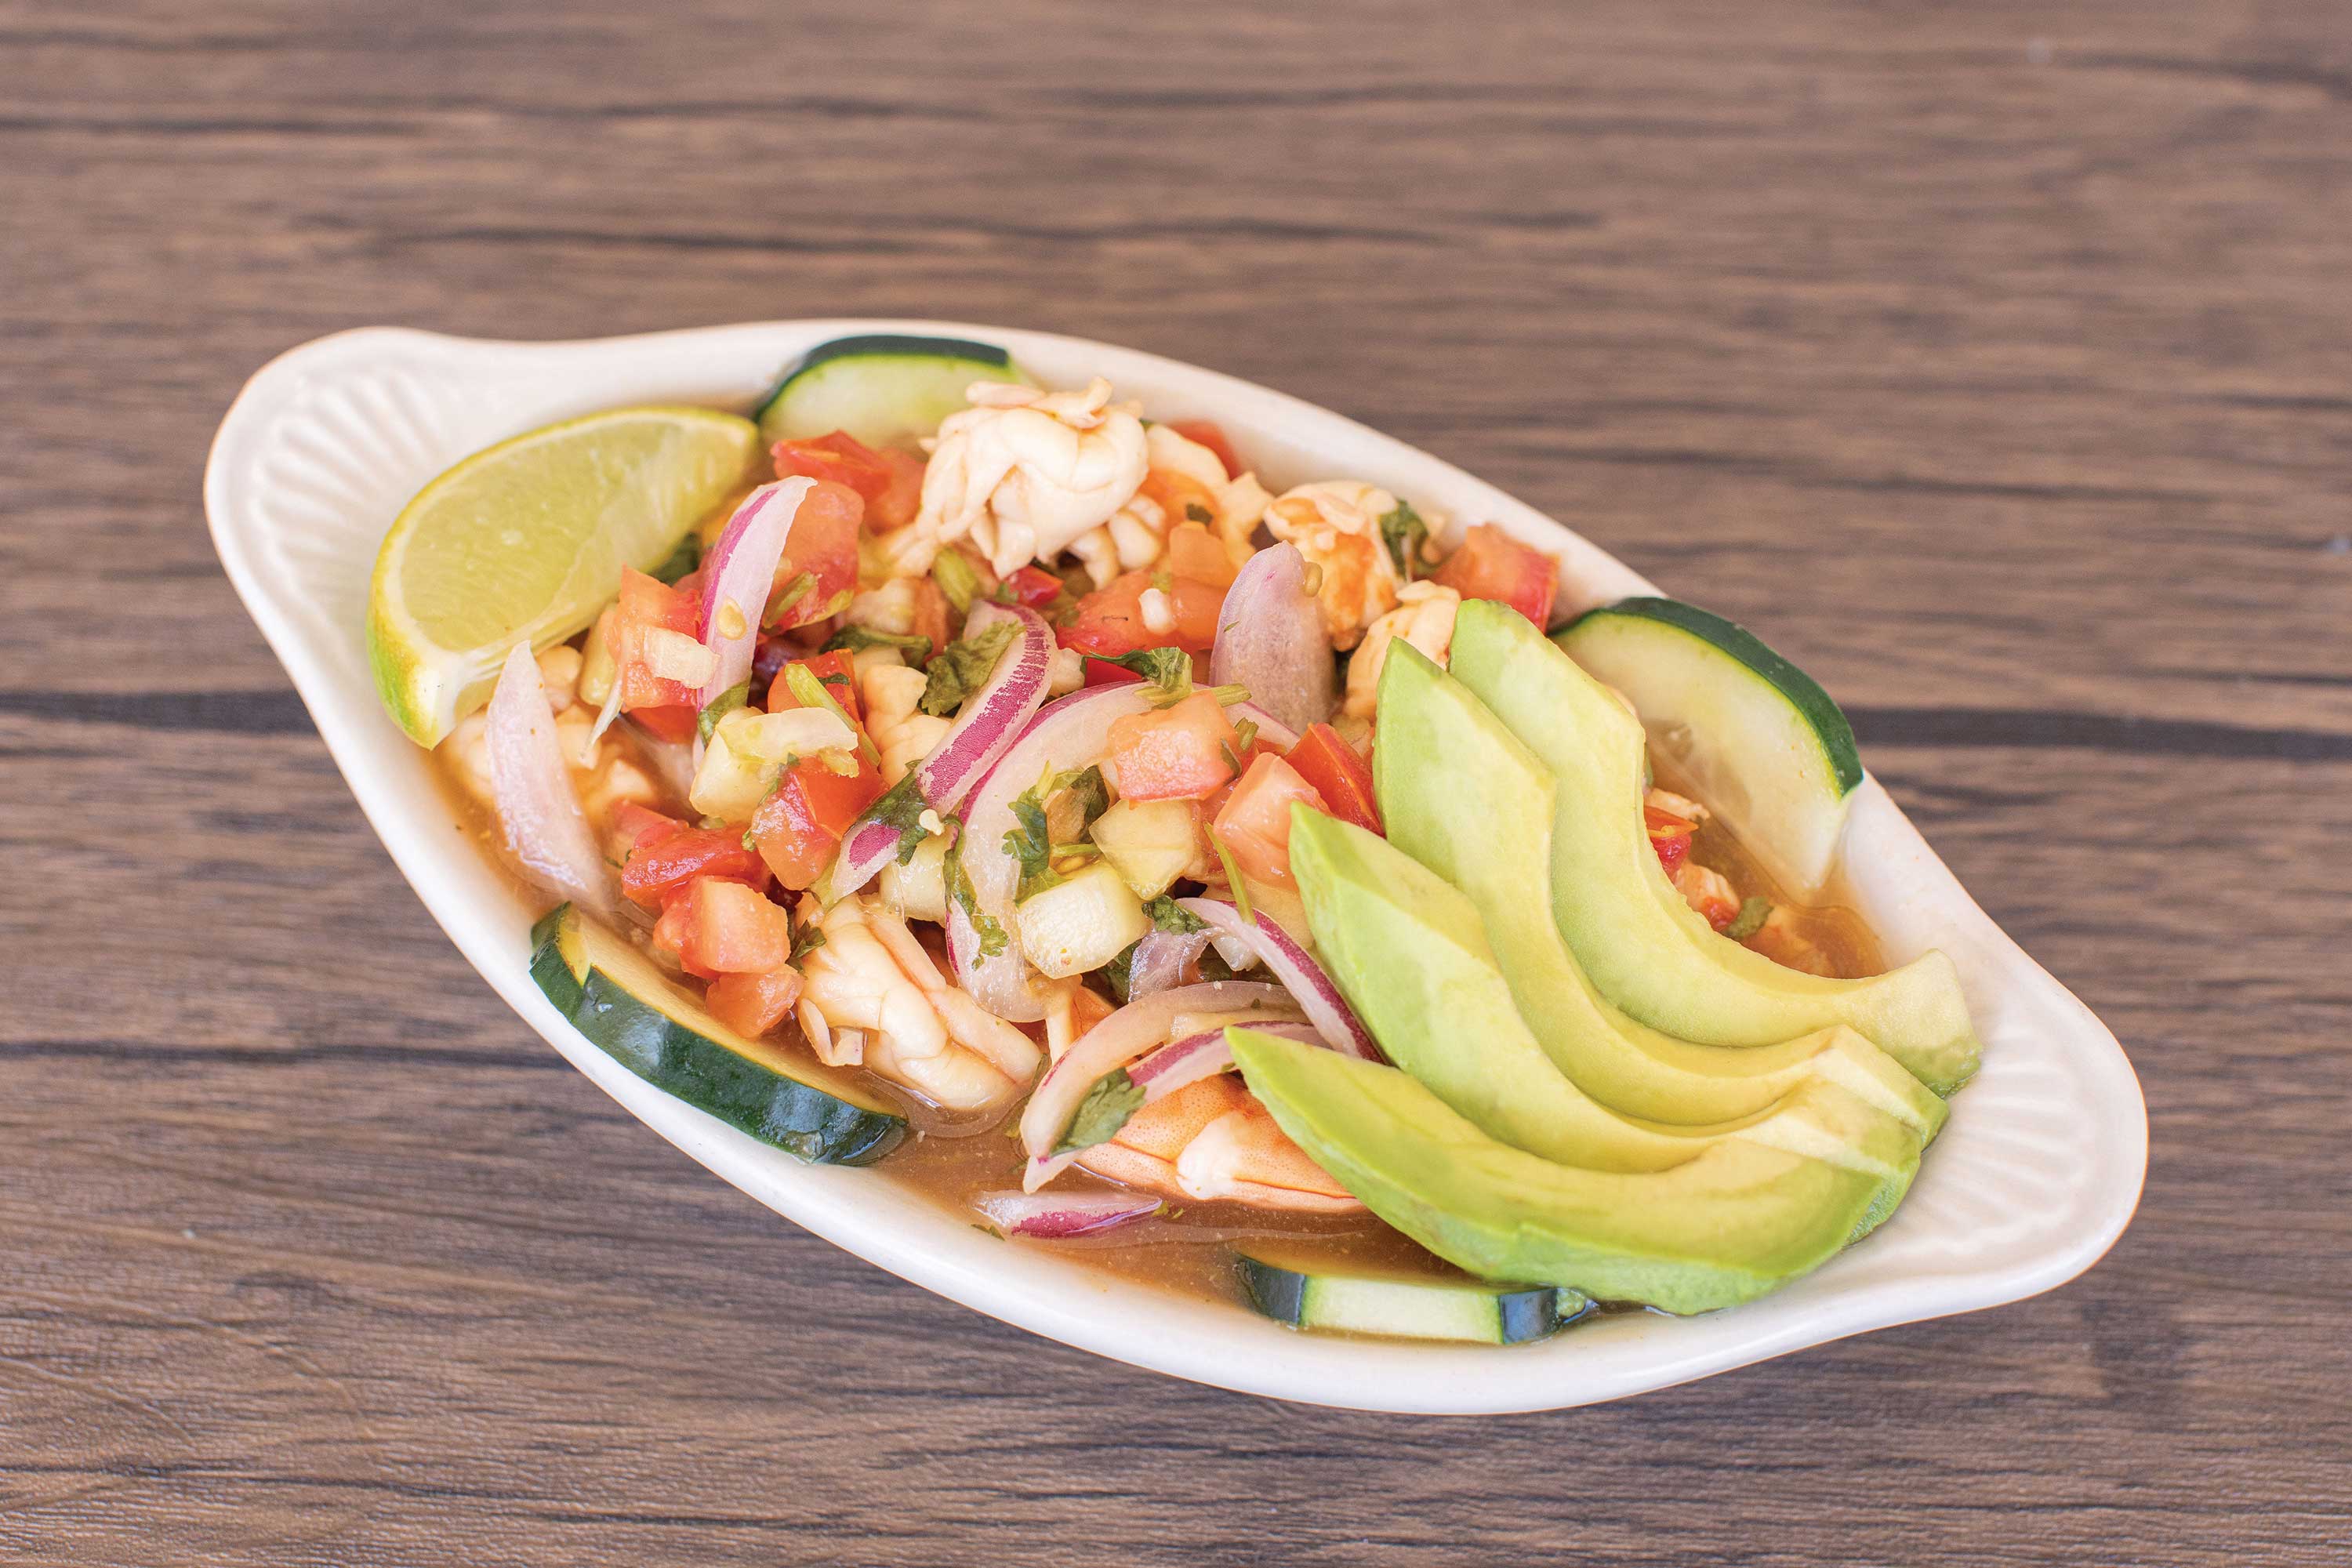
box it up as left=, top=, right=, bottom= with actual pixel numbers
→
left=365, top=406, right=759, bottom=746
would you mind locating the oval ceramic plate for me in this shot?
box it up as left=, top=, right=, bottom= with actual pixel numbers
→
left=205, top=321, right=2147, bottom=1414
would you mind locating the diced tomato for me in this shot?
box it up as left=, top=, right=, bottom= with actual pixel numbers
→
left=1060, top=570, right=1225, bottom=657
left=750, top=750, right=887, bottom=890
left=680, top=878, right=797, bottom=975
left=768, top=480, right=865, bottom=630
left=621, top=826, right=768, bottom=909
left=705, top=967, right=804, bottom=1038
left=873, top=448, right=926, bottom=531
left=612, top=803, right=684, bottom=856
left=1162, top=524, right=1237, bottom=589
left=767, top=648, right=864, bottom=724
left=1432, top=523, right=1560, bottom=630
left=628, top=703, right=699, bottom=744
left=1005, top=565, right=1067, bottom=609
left=773, top=432, right=894, bottom=503
left=1213, top=754, right=1328, bottom=886
left=610, top=568, right=703, bottom=712
left=1164, top=419, right=1241, bottom=481
left=1644, top=804, right=1694, bottom=877
left=650, top=898, right=717, bottom=979
left=1284, top=723, right=1381, bottom=834
left=1083, top=655, right=1149, bottom=688
left=1107, top=691, right=1240, bottom=802
left=771, top=437, right=924, bottom=532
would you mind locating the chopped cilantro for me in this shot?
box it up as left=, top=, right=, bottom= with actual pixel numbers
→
left=822, top=624, right=934, bottom=666
left=697, top=680, right=750, bottom=742
left=1377, top=499, right=1428, bottom=582
left=649, top=535, right=703, bottom=586
left=931, top=549, right=983, bottom=616
left=919, top=620, right=1021, bottom=717
left=1053, top=1069, right=1145, bottom=1155
left=1145, top=895, right=1206, bottom=934
left=790, top=922, right=827, bottom=961
left=1102, top=938, right=1141, bottom=1004
left=848, top=774, right=932, bottom=866
left=1726, top=897, right=1773, bottom=942
left=1085, top=645, right=1193, bottom=706
left=1004, top=764, right=1109, bottom=902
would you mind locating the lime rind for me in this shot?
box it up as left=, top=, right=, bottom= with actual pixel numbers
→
left=366, top=405, right=757, bottom=746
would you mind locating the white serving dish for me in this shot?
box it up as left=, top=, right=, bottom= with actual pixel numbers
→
left=205, top=320, right=2147, bottom=1414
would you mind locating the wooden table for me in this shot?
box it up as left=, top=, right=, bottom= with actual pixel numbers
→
left=6, top=2, right=2347, bottom=1563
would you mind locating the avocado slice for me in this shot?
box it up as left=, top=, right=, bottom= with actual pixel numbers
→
left=1444, top=601, right=1980, bottom=1094
left=1369, top=643, right=1947, bottom=1136
left=1288, top=811, right=1923, bottom=1233
left=1227, top=1028, right=1895, bottom=1314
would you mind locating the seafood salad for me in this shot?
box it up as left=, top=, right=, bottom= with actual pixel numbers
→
left=368, top=332, right=1979, bottom=1345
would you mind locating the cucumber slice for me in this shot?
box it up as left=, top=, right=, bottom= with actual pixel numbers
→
left=754, top=333, right=1030, bottom=451
left=1236, top=1246, right=1594, bottom=1345
left=1556, top=597, right=1861, bottom=895
left=530, top=905, right=906, bottom=1164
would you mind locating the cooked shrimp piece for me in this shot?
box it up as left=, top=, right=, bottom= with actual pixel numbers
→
left=1342, top=581, right=1462, bottom=719
left=887, top=378, right=1150, bottom=580
left=1672, top=860, right=1740, bottom=928
left=1262, top=481, right=1408, bottom=649
left=859, top=661, right=953, bottom=786
left=1077, top=1075, right=1363, bottom=1213
left=797, top=894, right=1043, bottom=1112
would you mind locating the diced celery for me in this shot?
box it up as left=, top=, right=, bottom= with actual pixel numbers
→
left=1017, top=862, right=1152, bottom=979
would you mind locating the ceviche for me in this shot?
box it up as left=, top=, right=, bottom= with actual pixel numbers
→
left=367, top=333, right=1980, bottom=1345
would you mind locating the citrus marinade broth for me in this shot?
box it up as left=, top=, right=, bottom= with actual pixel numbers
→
left=434, top=710, right=1885, bottom=1309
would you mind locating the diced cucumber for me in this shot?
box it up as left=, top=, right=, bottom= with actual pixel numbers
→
left=1236, top=1246, right=1594, bottom=1345
left=1015, top=861, right=1152, bottom=979
left=530, top=905, right=904, bottom=1164
left=688, top=706, right=856, bottom=822
left=879, top=833, right=951, bottom=924
left=754, top=333, right=1031, bottom=452
left=1555, top=597, right=1862, bottom=895
left=1090, top=797, right=1200, bottom=901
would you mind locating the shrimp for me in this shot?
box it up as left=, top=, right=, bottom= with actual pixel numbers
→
left=441, top=644, right=662, bottom=848
left=1076, top=1075, right=1363, bottom=1213
left=795, top=893, right=1043, bottom=1113
left=1261, top=480, right=1409, bottom=649
left=1342, top=581, right=1463, bottom=720
left=885, top=378, right=1150, bottom=580
left=858, top=661, right=953, bottom=787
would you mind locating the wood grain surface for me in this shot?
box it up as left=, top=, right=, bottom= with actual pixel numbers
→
left=5, top=1, right=2350, bottom=1563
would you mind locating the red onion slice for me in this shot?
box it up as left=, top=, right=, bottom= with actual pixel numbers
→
left=1208, top=543, right=1334, bottom=735
left=1018, top=980, right=1294, bottom=1189
left=1123, top=927, right=1212, bottom=999
left=1126, top=1019, right=1323, bottom=1102
left=946, top=683, right=1160, bottom=1021
left=1176, top=897, right=1383, bottom=1062
left=971, top=1190, right=1161, bottom=1239
left=487, top=644, right=617, bottom=921
left=696, top=477, right=814, bottom=710
left=823, top=601, right=1056, bottom=902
